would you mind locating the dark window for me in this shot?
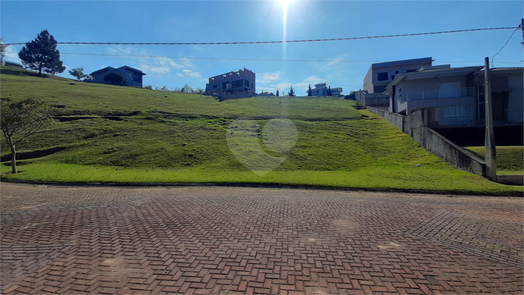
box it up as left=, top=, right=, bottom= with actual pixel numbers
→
left=395, top=71, right=399, bottom=74
left=377, top=72, right=388, bottom=81
left=374, top=85, right=387, bottom=93
left=406, top=69, right=417, bottom=73
left=391, top=75, right=395, bottom=80
left=222, top=82, right=228, bottom=90
left=232, top=80, right=243, bottom=88
left=244, top=79, right=249, bottom=87
left=213, top=84, right=217, bottom=89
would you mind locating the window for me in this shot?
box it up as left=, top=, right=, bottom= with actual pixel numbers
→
left=244, top=79, right=249, bottom=87
left=395, top=71, right=399, bottom=74
left=391, top=75, right=395, bottom=80
left=442, top=106, right=473, bottom=121
left=213, top=85, right=217, bottom=89
left=377, top=72, right=388, bottom=81
left=406, top=69, right=417, bottom=73
left=232, top=80, right=243, bottom=88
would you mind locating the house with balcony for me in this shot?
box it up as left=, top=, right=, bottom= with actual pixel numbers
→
left=205, top=68, right=256, bottom=99
left=384, top=66, right=523, bottom=131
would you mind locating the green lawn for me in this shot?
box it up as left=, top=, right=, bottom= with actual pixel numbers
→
left=465, top=146, right=523, bottom=175
left=1, top=66, right=521, bottom=195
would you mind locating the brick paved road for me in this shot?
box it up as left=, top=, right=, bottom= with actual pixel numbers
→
left=1, top=183, right=523, bottom=294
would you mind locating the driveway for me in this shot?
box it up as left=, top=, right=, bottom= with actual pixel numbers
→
left=1, top=183, right=523, bottom=294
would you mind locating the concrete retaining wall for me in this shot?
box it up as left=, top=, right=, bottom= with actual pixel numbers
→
left=497, top=175, right=524, bottom=186
left=367, top=107, right=404, bottom=131
left=367, top=107, right=486, bottom=176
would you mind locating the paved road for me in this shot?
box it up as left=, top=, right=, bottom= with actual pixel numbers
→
left=1, top=183, right=523, bottom=294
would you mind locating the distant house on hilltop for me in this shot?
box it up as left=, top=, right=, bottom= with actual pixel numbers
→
left=205, top=68, right=256, bottom=100
left=310, top=82, right=343, bottom=96
left=89, top=66, right=146, bottom=87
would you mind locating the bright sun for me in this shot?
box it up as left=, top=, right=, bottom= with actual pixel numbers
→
left=277, top=0, right=291, bottom=7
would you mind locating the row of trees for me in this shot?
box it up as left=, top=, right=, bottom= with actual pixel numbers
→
left=143, top=84, right=204, bottom=93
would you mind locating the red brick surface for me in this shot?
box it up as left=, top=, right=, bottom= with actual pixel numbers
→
left=1, top=183, right=523, bottom=294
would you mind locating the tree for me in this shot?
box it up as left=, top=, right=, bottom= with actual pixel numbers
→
left=69, top=67, right=88, bottom=81
left=0, top=38, right=9, bottom=64
left=327, top=86, right=332, bottom=96
left=104, top=72, right=125, bottom=85
left=276, top=89, right=279, bottom=97
left=18, top=30, right=65, bottom=75
left=182, top=84, right=194, bottom=93
left=307, top=84, right=312, bottom=96
left=288, top=86, right=295, bottom=97
left=1, top=98, right=53, bottom=174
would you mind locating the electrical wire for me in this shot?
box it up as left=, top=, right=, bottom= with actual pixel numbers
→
left=59, top=52, right=522, bottom=65
left=491, top=26, right=521, bottom=67
left=5, top=27, right=518, bottom=46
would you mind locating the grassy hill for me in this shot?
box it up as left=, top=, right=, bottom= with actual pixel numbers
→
left=465, top=146, right=523, bottom=175
left=0, top=66, right=521, bottom=195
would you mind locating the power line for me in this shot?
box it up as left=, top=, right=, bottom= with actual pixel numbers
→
left=491, top=26, right=521, bottom=67
left=5, top=27, right=518, bottom=46
left=59, top=52, right=523, bottom=65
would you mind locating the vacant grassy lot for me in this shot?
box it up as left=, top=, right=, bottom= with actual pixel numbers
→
left=465, top=146, right=523, bottom=175
left=1, top=67, right=521, bottom=194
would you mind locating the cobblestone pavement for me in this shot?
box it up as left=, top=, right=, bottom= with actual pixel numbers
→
left=1, top=183, right=523, bottom=294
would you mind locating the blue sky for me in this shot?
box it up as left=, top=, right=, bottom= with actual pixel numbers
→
left=1, top=1, right=523, bottom=95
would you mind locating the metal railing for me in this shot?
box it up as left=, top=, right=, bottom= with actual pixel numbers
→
left=404, top=87, right=474, bottom=101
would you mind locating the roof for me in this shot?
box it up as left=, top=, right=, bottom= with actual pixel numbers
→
left=488, top=67, right=524, bottom=74
left=118, top=66, right=146, bottom=75
left=90, top=66, right=116, bottom=75
left=371, top=57, right=433, bottom=69
left=90, top=66, right=145, bottom=76
left=384, top=66, right=484, bottom=94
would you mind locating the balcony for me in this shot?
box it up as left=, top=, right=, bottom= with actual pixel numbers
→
left=404, top=87, right=474, bottom=101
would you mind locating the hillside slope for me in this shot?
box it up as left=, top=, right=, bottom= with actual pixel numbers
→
left=0, top=67, right=520, bottom=194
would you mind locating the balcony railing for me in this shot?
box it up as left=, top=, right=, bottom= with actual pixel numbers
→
left=404, top=87, right=474, bottom=101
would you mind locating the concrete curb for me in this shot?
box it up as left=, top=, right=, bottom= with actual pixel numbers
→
left=1, top=178, right=522, bottom=197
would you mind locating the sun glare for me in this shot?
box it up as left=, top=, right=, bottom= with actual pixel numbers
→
left=278, top=0, right=291, bottom=7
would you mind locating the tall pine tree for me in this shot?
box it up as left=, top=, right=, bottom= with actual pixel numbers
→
left=307, top=84, right=312, bottom=96
left=18, top=30, right=65, bottom=75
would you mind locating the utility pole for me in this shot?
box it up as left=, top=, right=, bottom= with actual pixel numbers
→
left=484, top=57, right=497, bottom=181
left=521, top=18, right=524, bottom=51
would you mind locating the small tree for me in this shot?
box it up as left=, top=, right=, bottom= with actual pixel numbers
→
left=276, top=89, right=279, bottom=97
left=18, top=30, right=65, bottom=75
left=1, top=98, right=52, bottom=174
left=69, top=67, right=88, bottom=81
left=0, top=38, right=9, bottom=64
left=288, top=86, right=295, bottom=97
left=307, top=84, right=312, bottom=96
left=327, top=86, right=332, bottom=96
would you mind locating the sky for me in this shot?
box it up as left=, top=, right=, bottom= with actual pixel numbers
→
left=1, top=0, right=523, bottom=95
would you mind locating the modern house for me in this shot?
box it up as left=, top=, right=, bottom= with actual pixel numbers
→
left=309, top=82, right=343, bottom=96
left=205, top=68, right=256, bottom=97
left=89, top=66, right=146, bottom=87
left=258, top=91, right=275, bottom=97
left=384, top=66, right=523, bottom=127
left=362, top=57, right=434, bottom=109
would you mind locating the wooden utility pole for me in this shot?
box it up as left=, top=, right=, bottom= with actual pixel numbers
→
left=484, top=57, right=497, bottom=181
